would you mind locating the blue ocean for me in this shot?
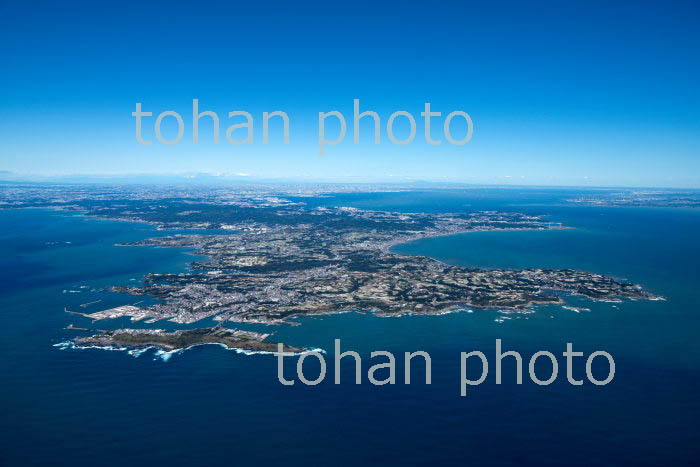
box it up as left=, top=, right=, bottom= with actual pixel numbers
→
left=1, top=190, right=699, bottom=466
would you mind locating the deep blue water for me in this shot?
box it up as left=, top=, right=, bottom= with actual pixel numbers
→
left=1, top=191, right=699, bottom=466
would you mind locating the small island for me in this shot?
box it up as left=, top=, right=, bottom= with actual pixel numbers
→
left=74, top=327, right=301, bottom=353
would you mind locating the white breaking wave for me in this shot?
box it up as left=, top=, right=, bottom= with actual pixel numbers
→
left=53, top=340, right=128, bottom=352
left=54, top=340, right=324, bottom=362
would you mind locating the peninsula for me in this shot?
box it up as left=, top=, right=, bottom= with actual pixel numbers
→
left=0, top=183, right=662, bottom=351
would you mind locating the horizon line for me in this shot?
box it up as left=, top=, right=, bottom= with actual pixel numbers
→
left=1, top=172, right=699, bottom=191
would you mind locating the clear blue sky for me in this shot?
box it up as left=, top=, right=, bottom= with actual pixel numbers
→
left=1, top=1, right=699, bottom=187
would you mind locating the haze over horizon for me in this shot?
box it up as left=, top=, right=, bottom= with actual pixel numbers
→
left=3, top=170, right=700, bottom=190
left=2, top=1, right=699, bottom=188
